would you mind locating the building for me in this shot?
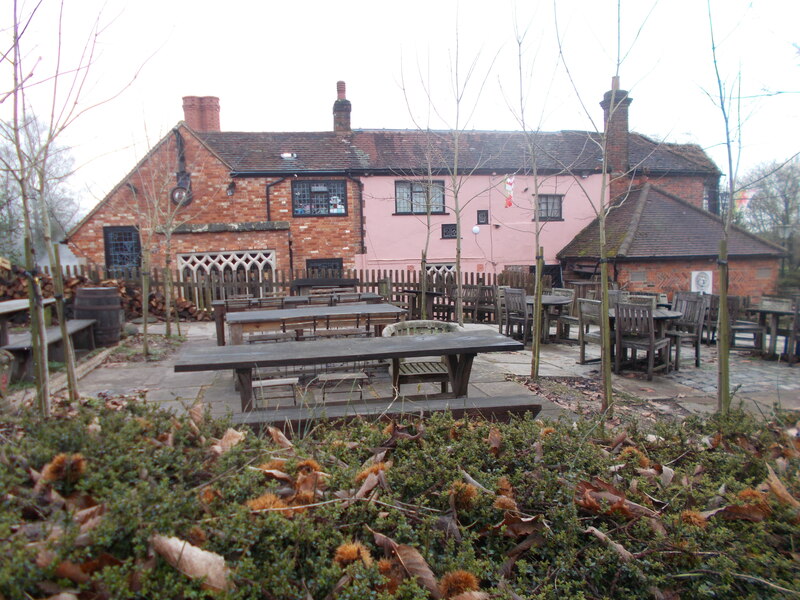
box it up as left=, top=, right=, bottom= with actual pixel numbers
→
left=557, top=183, right=785, bottom=299
left=67, top=80, right=730, bottom=288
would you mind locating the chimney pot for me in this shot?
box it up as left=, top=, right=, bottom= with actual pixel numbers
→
left=182, top=96, right=220, bottom=132
left=332, top=81, right=351, bottom=133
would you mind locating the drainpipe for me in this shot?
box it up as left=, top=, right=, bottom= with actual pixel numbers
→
left=265, top=176, right=288, bottom=223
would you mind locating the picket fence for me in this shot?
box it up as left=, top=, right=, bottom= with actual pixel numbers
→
left=48, top=264, right=542, bottom=316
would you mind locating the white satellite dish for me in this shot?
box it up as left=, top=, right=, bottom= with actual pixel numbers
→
left=691, top=271, right=713, bottom=294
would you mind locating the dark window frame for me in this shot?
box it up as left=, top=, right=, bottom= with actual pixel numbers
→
left=306, top=258, right=344, bottom=273
left=292, top=180, right=348, bottom=217
left=535, top=194, right=564, bottom=221
left=103, top=226, right=141, bottom=270
left=395, top=180, right=446, bottom=214
left=476, top=209, right=489, bottom=225
left=441, top=223, right=458, bottom=239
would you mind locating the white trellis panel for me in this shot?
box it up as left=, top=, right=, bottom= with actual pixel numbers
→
left=177, top=250, right=277, bottom=303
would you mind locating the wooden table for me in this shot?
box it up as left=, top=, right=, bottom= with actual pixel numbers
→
left=402, top=289, right=443, bottom=319
left=750, top=306, right=795, bottom=358
left=0, top=298, right=55, bottom=346
left=212, top=293, right=384, bottom=345
left=526, top=295, right=573, bottom=342
left=175, top=329, right=524, bottom=411
left=608, top=307, right=683, bottom=337
left=226, top=303, right=406, bottom=345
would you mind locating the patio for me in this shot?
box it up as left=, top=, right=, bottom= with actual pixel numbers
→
left=55, top=320, right=799, bottom=425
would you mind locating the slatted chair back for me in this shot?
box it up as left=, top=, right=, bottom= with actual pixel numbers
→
left=615, top=302, right=655, bottom=339
left=578, top=298, right=603, bottom=327
left=672, top=291, right=700, bottom=314
left=677, top=295, right=707, bottom=330
left=758, top=295, right=793, bottom=313
left=608, top=290, right=630, bottom=305
left=627, top=294, right=657, bottom=309
left=504, top=288, right=528, bottom=318
left=550, top=287, right=576, bottom=314
left=381, top=320, right=461, bottom=337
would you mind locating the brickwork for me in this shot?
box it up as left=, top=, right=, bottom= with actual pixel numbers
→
left=67, top=126, right=362, bottom=271
left=616, top=257, right=779, bottom=302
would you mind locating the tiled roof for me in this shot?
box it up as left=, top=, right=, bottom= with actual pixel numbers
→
left=195, top=128, right=719, bottom=176
left=557, top=184, right=784, bottom=260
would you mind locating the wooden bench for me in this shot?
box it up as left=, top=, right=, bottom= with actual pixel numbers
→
left=251, top=377, right=299, bottom=408
left=381, top=320, right=462, bottom=395
left=317, top=371, right=368, bottom=401
left=2, top=319, right=96, bottom=381
left=232, top=394, right=542, bottom=429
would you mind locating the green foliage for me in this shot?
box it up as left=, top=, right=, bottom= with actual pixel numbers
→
left=1, top=399, right=799, bottom=598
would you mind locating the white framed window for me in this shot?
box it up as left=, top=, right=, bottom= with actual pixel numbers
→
left=395, top=180, right=445, bottom=214
left=536, top=195, right=563, bottom=221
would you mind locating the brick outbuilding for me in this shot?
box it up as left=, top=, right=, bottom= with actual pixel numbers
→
left=558, top=184, right=785, bottom=300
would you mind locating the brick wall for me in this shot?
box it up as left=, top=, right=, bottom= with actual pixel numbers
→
left=616, top=257, right=779, bottom=302
left=67, top=126, right=363, bottom=271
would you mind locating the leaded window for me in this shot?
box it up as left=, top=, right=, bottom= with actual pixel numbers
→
left=395, top=180, right=445, bottom=214
left=292, top=180, right=347, bottom=216
left=441, top=224, right=458, bottom=239
left=103, top=226, right=141, bottom=269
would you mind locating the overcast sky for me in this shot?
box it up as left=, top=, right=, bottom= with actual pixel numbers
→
left=7, top=0, right=799, bottom=212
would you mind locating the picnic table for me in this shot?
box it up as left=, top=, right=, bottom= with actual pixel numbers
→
left=749, top=304, right=795, bottom=358
left=175, top=329, right=523, bottom=411
left=225, top=303, right=406, bottom=345
left=0, top=298, right=55, bottom=346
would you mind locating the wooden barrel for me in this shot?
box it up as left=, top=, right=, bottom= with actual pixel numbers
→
left=74, top=287, right=122, bottom=346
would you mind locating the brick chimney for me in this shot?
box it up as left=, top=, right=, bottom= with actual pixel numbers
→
left=182, top=96, right=220, bottom=132
left=599, top=77, right=632, bottom=189
left=332, top=81, right=351, bottom=133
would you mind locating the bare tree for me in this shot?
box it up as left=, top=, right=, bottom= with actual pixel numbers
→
left=400, top=14, right=500, bottom=325
left=123, top=127, right=212, bottom=355
left=742, top=156, right=800, bottom=271
left=1, top=0, right=143, bottom=413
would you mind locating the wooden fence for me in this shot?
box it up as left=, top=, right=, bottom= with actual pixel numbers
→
left=46, top=264, right=540, bottom=315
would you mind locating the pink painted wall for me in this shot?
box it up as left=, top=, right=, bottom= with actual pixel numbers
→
left=355, top=174, right=604, bottom=275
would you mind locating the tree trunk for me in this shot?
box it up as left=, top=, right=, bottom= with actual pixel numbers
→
left=717, top=238, right=730, bottom=412
left=530, top=247, right=544, bottom=379
left=53, top=244, right=78, bottom=401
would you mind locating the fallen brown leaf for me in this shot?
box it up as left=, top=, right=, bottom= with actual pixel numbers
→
left=150, top=534, right=233, bottom=591
left=486, top=427, right=502, bottom=457
left=268, top=426, right=294, bottom=449
left=395, top=544, right=441, bottom=599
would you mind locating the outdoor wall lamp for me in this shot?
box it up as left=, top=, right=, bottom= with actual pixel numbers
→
left=472, top=225, right=481, bottom=235
left=226, top=181, right=236, bottom=197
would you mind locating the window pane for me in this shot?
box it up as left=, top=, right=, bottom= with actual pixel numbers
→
left=395, top=182, right=412, bottom=213
left=293, top=181, right=346, bottom=216
left=395, top=180, right=445, bottom=214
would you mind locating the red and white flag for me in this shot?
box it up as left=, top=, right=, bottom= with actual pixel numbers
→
left=504, top=176, right=514, bottom=208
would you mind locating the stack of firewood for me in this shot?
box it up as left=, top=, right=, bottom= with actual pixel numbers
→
left=0, top=267, right=210, bottom=322
left=148, top=291, right=211, bottom=321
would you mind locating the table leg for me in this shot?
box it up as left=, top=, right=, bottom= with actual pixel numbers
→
left=0, top=317, right=8, bottom=347
left=767, top=314, right=779, bottom=358
left=391, top=358, right=401, bottom=396
left=425, top=295, right=435, bottom=320
left=236, top=368, right=254, bottom=411
left=444, top=353, right=476, bottom=397
left=230, top=323, right=243, bottom=345
left=214, top=305, right=226, bottom=346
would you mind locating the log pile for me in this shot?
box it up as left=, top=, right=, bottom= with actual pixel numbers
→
left=0, top=268, right=210, bottom=322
